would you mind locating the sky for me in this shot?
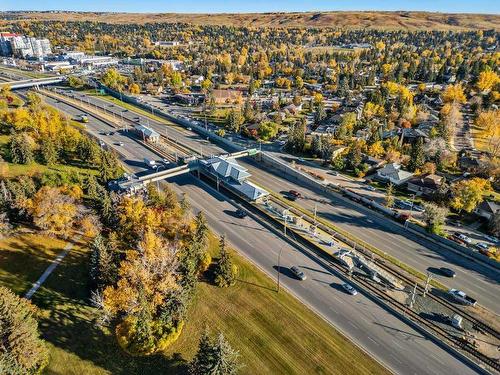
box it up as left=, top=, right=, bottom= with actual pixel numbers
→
left=1, top=0, right=499, bottom=14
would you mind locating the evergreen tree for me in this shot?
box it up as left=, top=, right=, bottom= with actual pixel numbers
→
left=40, top=138, right=59, bottom=166
left=408, top=138, right=425, bottom=172
left=0, top=286, right=48, bottom=375
left=189, top=330, right=241, bottom=375
left=9, top=133, right=34, bottom=164
left=214, top=235, right=237, bottom=288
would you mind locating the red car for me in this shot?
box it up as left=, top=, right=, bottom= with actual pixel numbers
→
left=289, top=190, right=301, bottom=198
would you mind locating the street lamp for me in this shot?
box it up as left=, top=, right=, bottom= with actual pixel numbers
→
left=277, top=246, right=285, bottom=293
left=283, top=209, right=290, bottom=237
left=154, top=165, right=165, bottom=191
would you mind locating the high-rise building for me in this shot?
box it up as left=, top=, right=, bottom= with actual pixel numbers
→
left=0, top=34, right=52, bottom=59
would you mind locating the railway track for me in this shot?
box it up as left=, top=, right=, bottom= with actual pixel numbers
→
left=267, top=195, right=499, bottom=372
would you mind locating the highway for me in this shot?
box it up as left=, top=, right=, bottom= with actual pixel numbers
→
left=37, top=90, right=482, bottom=374
left=53, top=88, right=500, bottom=314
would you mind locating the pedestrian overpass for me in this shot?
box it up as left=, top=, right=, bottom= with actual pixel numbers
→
left=111, top=148, right=260, bottom=194
left=0, top=76, right=65, bottom=90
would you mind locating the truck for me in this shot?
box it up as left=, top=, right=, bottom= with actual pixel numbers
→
left=448, top=289, right=477, bottom=306
left=144, top=158, right=157, bottom=168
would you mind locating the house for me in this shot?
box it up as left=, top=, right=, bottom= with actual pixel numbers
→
left=212, top=89, right=243, bottom=104
left=458, top=156, right=481, bottom=172
left=407, top=174, right=444, bottom=197
left=375, top=163, right=414, bottom=186
left=363, top=156, right=386, bottom=171
left=191, top=75, right=204, bottom=85
left=474, top=201, right=500, bottom=221
left=283, top=103, right=302, bottom=114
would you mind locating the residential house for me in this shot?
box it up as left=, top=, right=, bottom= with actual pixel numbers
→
left=407, top=174, right=444, bottom=197
left=474, top=201, right=500, bottom=221
left=375, top=163, right=414, bottom=186
left=212, top=89, right=243, bottom=104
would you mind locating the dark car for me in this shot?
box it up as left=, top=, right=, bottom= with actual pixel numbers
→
left=440, top=267, right=456, bottom=278
left=289, top=190, right=301, bottom=198
left=235, top=209, right=247, bottom=218
left=290, top=266, right=306, bottom=281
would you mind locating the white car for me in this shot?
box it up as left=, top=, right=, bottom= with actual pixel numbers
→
left=342, top=283, right=358, bottom=296
left=476, top=242, right=490, bottom=251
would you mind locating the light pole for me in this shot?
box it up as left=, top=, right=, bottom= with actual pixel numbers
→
left=283, top=209, right=290, bottom=237
left=277, top=246, right=284, bottom=293
left=405, top=194, right=416, bottom=229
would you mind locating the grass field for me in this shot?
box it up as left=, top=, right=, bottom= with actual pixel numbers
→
left=6, top=11, right=500, bottom=31
left=0, top=230, right=387, bottom=375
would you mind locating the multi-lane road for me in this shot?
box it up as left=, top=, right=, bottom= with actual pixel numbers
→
left=49, top=87, right=500, bottom=315
left=32, top=89, right=487, bottom=374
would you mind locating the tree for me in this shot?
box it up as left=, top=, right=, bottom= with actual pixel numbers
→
left=442, top=84, right=466, bottom=104
left=9, top=133, right=34, bottom=164
left=189, top=330, right=241, bottom=375
left=214, top=235, right=237, bottom=288
left=40, top=138, right=58, bottom=166
left=314, top=102, right=326, bottom=124
left=68, top=75, right=85, bottom=89
left=385, top=183, right=395, bottom=208
left=337, top=112, right=356, bottom=140
left=0, top=286, right=48, bottom=375
left=450, top=178, right=490, bottom=213
left=226, top=109, right=244, bottom=133
left=408, top=138, right=425, bottom=172
left=99, top=150, right=122, bottom=183
left=30, top=187, right=78, bottom=237
left=345, top=142, right=362, bottom=171
left=101, top=68, right=127, bottom=91
left=129, top=83, right=141, bottom=94
left=477, top=69, right=499, bottom=92
left=257, top=121, right=278, bottom=141
left=103, top=230, right=184, bottom=355
left=422, top=203, right=448, bottom=235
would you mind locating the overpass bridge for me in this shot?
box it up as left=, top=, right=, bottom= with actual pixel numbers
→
left=111, top=148, right=260, bottom=194
left=0, top=76, right=65, bottom=90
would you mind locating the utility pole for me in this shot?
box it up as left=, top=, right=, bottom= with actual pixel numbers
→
left=424, top=273, right=432, bottom=297
left=277, top=246, right=284, bottom=293
left=314, top=203, right=317, bottom=225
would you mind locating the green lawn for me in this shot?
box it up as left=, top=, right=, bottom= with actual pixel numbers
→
left=0, top=230, right=387, bottom=375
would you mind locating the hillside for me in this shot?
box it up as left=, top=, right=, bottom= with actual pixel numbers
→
left=1, top=10, right=499, bottom=30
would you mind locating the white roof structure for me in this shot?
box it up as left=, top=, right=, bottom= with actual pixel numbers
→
left=376, top=163, right=414, bottom=185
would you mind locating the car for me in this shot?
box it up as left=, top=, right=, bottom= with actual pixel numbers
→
left=117, top=141, right=124, bottom=146
left=366, top=186, right=376, bottom=191
left=289, top=190, right=301, bottom=198
left=235, top=209, right=247, bottom=218
left=483, top=235, right=498, bottom=243
left=290, top=266, right=306, bottom=281
left=439, top=267, right=456, bottom=278
left=476, top=242, right=490, bottom=251
left=107, top=131, right=115, bottom=136
left=297, top=158, right=305, bottom=162
left=341, top=283, right=358, bottom=295
left=453, top=232, right=472, bottom=244
left=187, top=127, right=192, bottom=131
left=330, top=171, right=338, bottom=176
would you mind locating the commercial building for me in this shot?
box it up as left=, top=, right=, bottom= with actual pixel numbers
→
left=134, top=124, right=160, bottom=143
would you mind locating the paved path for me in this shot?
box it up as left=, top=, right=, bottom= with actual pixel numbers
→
left=24, top=238, right=79, bottom=299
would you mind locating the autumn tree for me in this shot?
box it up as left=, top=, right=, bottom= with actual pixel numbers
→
left=226, top=109, right=244, bottom=133
left=103, top=230, right=185, bottom=355
left=450, top=178, right=490, bottom=213
left=385, top=183, right=395, bottom=208
left=422, top=203, right=448, bottom=235
left=29, top=186, right=79, bottom=237
left=0, top=286, right=48, bottom=374
left=442, top=84, right=466, bottom=104
left=214, top=235, right=237, bottom=288
left=477, top=69, right=499, bottom=92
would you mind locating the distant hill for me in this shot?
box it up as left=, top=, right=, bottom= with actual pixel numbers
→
left=1, top=10, right=499, bottom=30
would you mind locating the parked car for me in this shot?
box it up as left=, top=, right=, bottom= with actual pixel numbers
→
left=342, top=283, right=358, bottom=295
left=476, top=242, right=490, bottom=251
left=366, top=186, right=376, bottom=192
left=453, top=232, right=472, bottom=244
left=483, top=235, right=498, bottom=243
left=235, top=209, right=247, bottom=218
left=439, top=267, right=456, bottom=278
left=290, top=266, right=306, bottom=281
